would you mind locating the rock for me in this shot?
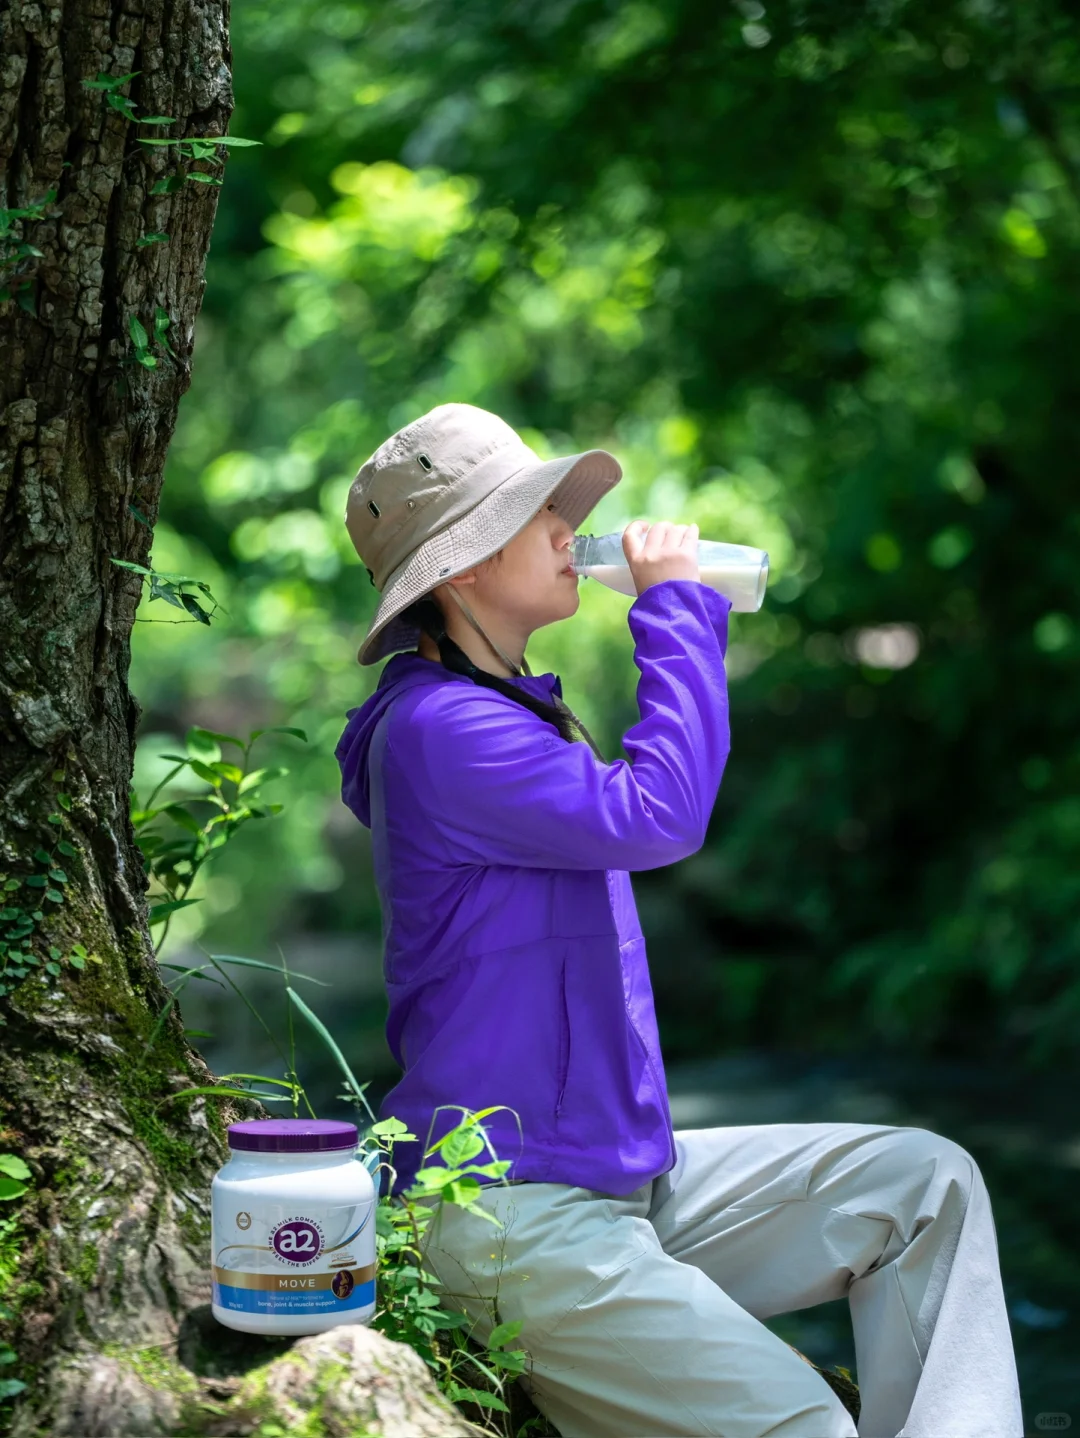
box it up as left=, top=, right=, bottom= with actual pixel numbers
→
left=40, top=1321, right=485, bottom=1438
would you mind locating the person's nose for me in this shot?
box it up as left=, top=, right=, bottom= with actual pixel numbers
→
left=552, top=514, right=574, bottom=549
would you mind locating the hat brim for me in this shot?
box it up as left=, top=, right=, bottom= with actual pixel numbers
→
left=356, top=448, right=621, bottom=666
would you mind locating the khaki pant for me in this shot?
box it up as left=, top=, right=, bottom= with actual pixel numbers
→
left=419, top=1123, right=1023, bottom=1438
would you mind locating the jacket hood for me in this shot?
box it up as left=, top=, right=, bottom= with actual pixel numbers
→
left=334, top=652, right=562, bottom=827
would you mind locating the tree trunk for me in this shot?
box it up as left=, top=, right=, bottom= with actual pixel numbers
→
left=0, top=6, right=474, bottom=1436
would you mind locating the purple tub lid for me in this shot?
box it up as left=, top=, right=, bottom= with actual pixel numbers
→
left=227, top=1118, right=359, bottom=1153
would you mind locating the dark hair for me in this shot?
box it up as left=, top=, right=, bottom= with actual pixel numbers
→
left=400, top=595, right=580, bottom=745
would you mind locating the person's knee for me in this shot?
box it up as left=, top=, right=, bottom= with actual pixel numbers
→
left=893, top=1125, right=980, bottom=1192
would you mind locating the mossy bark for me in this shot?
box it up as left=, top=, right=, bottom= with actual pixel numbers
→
left=0, top=1, right=237, bottom=1432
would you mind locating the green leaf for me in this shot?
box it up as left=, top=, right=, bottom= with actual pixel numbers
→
left=188, top=760, right=222, bottom=786
left=45, top=962, right=61, bottom=976
left=468, top=1160, right=512, bottom=1180
left=488, top=1319, right=524, bottom=1350
left=106, top=92, right=139, bottom=121
left=196, top=134, right=262, bottom=147
left=238, top=765, right=287, bottom=794
left=129, top=315, right=149, bottom=349
left=186, top=729, right=244, bottom=749
left=136, top=232, right=169, bottom=247
left=155, top=1085, right=293, bottom=1108
left=217, top=1074, right=303, bottom=1093
left=137, top=115, right=177, bottom=125
left=48, top=870, right=68, bottom=884
left=210, top=762, right=244, bottom=784
left=71, top=942, right=87, bottom=958
left=445, top=1386, right=509, bottom=1413
left=286, top=986, right=371, bottom=1111
left=110, top=558, right=153, bottom=575
left=251, top=726, right=308, bottom=743
left=153, top=306, right=176, bottom=356
left=148, top=577, right=186, bottom=609
left=46, top=813, right=63, bottom=825
left=184, top=1029, right=215, bottom=1039
left=48, top=947, right=61, bottom=960
left=149, top=897, right=202, bottom=924
left=209, top=954, right=329, bottom=985
left=150, top=174, right=186, bottom=196
left=82, top=70, right=140, bottom=92
left=14, top=283, right=37, bottom=316
left=57, top=793, right=72, bottom=811
left=187, top=727, right=223, bottom=761
left=135, top=351, right=159, bottom=370
left=412, top=1166, right=465, bottom=1188
left=44, top=889, right=63, bottom=904
left=69, top=955, right=86, bottom=969
left=163, top=803, right=203, bottom=835
left=23, top=876, right=46, bottom=889
left=370, top=1117, right=416, bottom=1139
left=160, top=964, right=225, bottom=987
left=57, top=841, right=75, bottom=857
left=137, top=137, right=182, bottom=147
left=180, top=592, right=212, bottom=624
left=439, top=1127, right=486, bottom=1168
left=186, top=171, right=223, bottom=185
left=3, top=879, right=20, bottom=890
left=0, top=1379, right=27, bottom=1398
left=0, top=1156, right=30, bottom=1182
left=33, top=848, right=51, bottom=864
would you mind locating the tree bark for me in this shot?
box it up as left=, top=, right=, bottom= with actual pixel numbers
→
left=0, top=6, right=473, bottom=1436
left=0, top=0, right=240, bottom=1428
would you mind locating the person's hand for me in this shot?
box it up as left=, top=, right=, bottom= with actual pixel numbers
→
left=622, top=520, right=701, bottom=597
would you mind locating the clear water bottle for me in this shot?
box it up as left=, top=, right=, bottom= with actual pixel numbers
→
left=569, top=531, right=769, bottom=612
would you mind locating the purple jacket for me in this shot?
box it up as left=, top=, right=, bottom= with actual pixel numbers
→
left=335, top=579, right=731, bottom=1197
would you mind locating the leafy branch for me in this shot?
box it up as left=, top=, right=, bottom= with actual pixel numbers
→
left=0, top=769, right=102, bottom=1019
left=81, top=68, right=261, bottom=233
left=110, top=557, right=222, bottom=624
left=130, top=724, right=307, bottom=952
left=126, top=307, right=177, bottom=369
left=0, top=187, right=58, bottom=311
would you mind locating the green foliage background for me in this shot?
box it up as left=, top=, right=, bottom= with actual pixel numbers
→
left=133, top=0, right=1080, bottom=1081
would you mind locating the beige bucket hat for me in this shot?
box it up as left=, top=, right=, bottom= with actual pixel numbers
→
left=345, top=403, right=622, bottom=665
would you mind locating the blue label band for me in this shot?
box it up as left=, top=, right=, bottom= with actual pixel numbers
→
left=213, top=1275, right=375, bottom=1315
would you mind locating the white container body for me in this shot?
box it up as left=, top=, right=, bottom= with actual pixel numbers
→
left=211, top=1147, right=377, bottom=1336
left=570, top=533, right=769, bottom=611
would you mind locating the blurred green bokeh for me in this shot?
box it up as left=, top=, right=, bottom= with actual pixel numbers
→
left=128, top=2, right=1080, bottom=1412
left=133, top=0, right=1080, bottom=1075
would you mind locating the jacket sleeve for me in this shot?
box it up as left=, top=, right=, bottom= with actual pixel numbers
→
left=395, top=579, right=732, bottom=872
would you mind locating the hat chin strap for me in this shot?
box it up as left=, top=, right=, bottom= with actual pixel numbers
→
left=441, top=582, right=533, bottom=678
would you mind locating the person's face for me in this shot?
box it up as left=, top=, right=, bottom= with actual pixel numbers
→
left=444, top=500, right=579, bottom=634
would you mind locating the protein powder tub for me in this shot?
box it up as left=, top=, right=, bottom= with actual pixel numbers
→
left=211, top=1118, right=377, bottom=1335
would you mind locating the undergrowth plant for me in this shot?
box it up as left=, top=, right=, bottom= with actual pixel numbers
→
left=153, top=950, right=538, bottom=1437
left=129, top=723, right=306, bottom=952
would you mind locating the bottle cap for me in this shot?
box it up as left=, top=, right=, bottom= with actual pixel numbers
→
left=226, top=1119, right=359, bottom=1153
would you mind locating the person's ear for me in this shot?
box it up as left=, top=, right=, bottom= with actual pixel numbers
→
left=444, top=571, right=478, bottom=589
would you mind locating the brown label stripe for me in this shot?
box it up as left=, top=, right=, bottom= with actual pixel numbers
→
left=213, top=1264, right=376, bottom=1292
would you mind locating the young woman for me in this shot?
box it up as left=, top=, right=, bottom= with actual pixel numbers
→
left=336, top=402, right=1023, bottom=1438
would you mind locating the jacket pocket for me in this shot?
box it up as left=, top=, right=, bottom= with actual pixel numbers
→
left=554, top=954, right=571, bottom=1116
